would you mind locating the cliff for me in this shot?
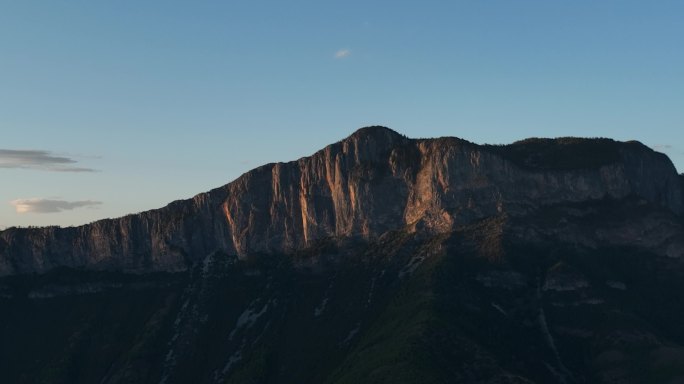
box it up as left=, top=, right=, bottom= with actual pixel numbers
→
left=1, top=126, right=682, bottom=276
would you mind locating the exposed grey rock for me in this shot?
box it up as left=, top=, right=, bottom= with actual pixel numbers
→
left=476, top=271, right=527, bottom=290
left=606, top=281, right=627, bottom=290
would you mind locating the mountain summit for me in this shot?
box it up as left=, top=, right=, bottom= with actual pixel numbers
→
left=1, top=127, right=682, bottom=275
left=3, top=127, right=684, bottom=383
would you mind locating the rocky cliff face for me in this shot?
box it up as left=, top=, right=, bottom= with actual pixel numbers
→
left=1, top=126, right=682, bottom=276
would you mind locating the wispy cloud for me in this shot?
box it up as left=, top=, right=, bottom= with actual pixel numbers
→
left=334, top=49, right=351, bottom=59
left=11, top=198, right=102, bottom=214
left=653, top=144, right=673, bottom=151
left=0, top=149, right=97, bottom=172
left=653, top=144, right=684, bottom=155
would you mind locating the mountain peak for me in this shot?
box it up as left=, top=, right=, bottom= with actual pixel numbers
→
left=348, top=125, right=402, bottom=138
left=343, top=125, right=406, bottom=144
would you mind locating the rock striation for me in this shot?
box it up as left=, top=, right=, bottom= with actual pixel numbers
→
left=1, top=126, right=682, bottom=276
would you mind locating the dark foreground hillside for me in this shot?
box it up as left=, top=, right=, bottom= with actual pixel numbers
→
left=3, top=197, right=684, bottom=383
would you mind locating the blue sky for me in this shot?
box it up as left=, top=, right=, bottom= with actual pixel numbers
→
left=1, top=1, right=683, bottom=228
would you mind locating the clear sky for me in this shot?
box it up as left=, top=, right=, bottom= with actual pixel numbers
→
left=1, top=1, right=683, bottom=228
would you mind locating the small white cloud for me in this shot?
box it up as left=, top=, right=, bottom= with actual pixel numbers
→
left=0, top=149, right=97, bottom=172
left=10, top=198, right=102, bottom=214
left=334, top=49, right=351, bottom=59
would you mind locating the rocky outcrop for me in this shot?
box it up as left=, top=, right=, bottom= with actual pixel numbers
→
left=1, top=126, right=682, bottom=276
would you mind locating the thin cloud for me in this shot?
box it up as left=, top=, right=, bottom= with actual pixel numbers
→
left=11, top=198, right=103, bottom=214
left=653, top=144, right=684, bottom=155
left=0, top=149, right=97, bottom=172
left=334, top=49, right=351, bottom=59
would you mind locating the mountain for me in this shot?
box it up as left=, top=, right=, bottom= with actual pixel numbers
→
left=2, top=126, right=684, bottom=383
left=1, top=126, right=682, bottom=276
